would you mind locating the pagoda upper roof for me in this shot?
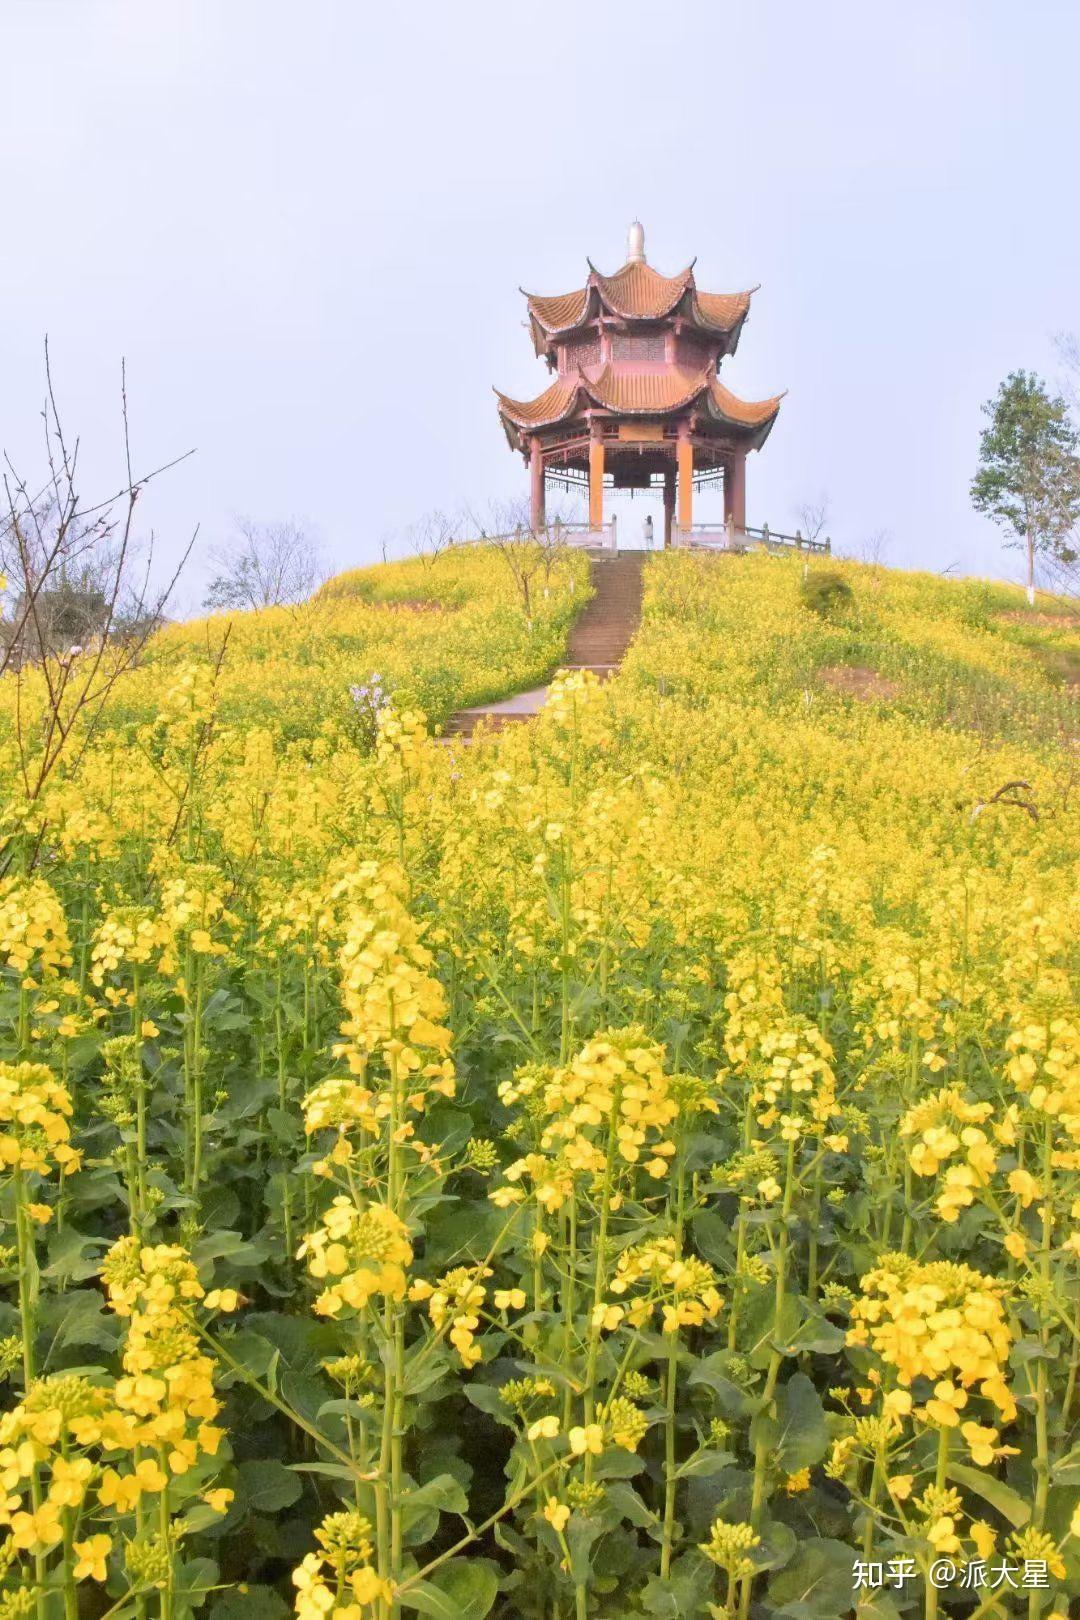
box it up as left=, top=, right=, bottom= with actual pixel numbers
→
left=495, top=365, right=782, bottom=449
left=523, top=254, right=754, bottom=355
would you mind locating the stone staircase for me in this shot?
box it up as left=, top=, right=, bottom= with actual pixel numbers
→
left=443, top=550, right=645, bottom=741
left=564, top=549, right=645, bottom=672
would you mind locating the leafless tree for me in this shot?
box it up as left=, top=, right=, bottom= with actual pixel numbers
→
left=406, top=507, right=461, bottom=571
left=858, top=527, right=892, bottom=567
left=794, top=493, right=831, bottom=545
left=1, top=343, right=193, bottom=865
left=466, top=496, right=575, bottom=626
left=203, top=516, right=325, bottom=611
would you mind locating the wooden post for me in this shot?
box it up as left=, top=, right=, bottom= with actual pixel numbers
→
left=529, top=436, right=545, bottom=532
left=727, top=450, right=747, bottom=533
left=677, top=426, right=693, bottom=531
left=589, top=426, right=605, bottom=531
left=663, top=464, right=675, bottom=549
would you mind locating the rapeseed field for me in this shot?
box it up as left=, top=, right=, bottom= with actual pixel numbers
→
left=0, top=546, right=1076, bottom=1620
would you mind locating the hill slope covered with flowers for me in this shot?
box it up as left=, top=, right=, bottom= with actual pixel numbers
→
left=0, top=547, right=1077, bottom=1620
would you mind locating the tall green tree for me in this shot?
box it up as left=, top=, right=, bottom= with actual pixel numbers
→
left=971, top=370, right=1080, bottom=601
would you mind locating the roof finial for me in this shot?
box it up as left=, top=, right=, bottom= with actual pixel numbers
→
left=627, top=220, right=646, bottom=265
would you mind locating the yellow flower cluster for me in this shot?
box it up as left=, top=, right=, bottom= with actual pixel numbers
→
left=413, top=1264, right=492, bottom=1368
left=500, top=1027, right=677, bottom=1201
left=596, top=1237, right=723, bottom=1334
left=0, top=1238, right=233, bottom=1570
left=752, top=1019, right=838, bottom=1133
left=1005, top=1016, right=1080, bottom=1134
left=847, top=1255, right=1016, bottom=1422
left=90, top=904, right=175, bottom=987
left=0, top=878, right=71, bottom=983
left=297, top=1197, right=413, bottom=1317
left=159, top=863, right=236, bottom=961
left=99, top=1236, right=231, bottom=1497
left=0, top=1061, right=78, bottom=1176
left=335, top=863, right=455, bottom=1089
left=293, top=1511, right=392, bottom=1618
left=902, top=1086, right=999, bottom=1222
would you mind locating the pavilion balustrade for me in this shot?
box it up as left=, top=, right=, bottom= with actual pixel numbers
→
left=550, top=517, right=618, bottom=551
left=672, top=519, right=829, bottom=555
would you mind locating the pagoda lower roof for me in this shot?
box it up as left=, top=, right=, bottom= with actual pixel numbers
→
left=524, top=258, right=753, bottom=343
left=495, top=365, right=782, bottom=443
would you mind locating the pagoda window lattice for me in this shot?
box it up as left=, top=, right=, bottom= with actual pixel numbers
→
left=611, top=331, right=666, bottom=363
left=563, top=336, right=600, bottom=372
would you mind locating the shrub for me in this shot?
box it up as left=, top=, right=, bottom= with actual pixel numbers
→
left=800, top=568, right=855, bottom=618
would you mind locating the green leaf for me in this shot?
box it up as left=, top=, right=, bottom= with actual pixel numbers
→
left=399, top=1473, right=468, bottom=1517
left=852, top=1595, right=903, bottom=1620
left=403, top=1558, right=499, bottom=1619
left=686, top=1353, right=754, bottom=1417
left=462, top=1382, right=517, bottom=1428
left=40, top=1288, right=117, bottom=1355
left=317, top=1397, right=376, bottom=1426
left=237, top=1458, right=304, bottom=1514
left=566, top=1513, right=604, bottom=1585
left=775, top=1373, right=829, bottom=1471
left=766, top=1537, right=856, bottom=1616
left=402, top=1347, right=452, bottom=1397
left=593, top=1447, right=645, bottom=1479
left=1052, top=1441, right=1080, bottom=1486
left=291, top=1462, right=359, bottom=1483
left=604, top=1481, right=657, bottom=1529
left=640, top=1550, right=714, bottom=1616
left=174, top=1555, right=219, bottom=1613
left=779, top=1310, right=846, bottom=1356
left=691, top=1209, right=734, bottom=1266
left=675, top=1448, right=736, bottom=1479
left=211, top=1586, right=290, bottom=1620
left=947, top=1462, right=1031, bottom=1528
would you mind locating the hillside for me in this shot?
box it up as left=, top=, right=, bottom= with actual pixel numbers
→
left=0, top=547, right=1078, bottom=1619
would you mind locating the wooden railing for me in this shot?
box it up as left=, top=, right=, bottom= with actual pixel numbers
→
left=673, top=520, right=830, bottom=554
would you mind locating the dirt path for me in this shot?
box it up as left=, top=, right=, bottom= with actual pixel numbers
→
left=444, top=551, right=645, bottom=740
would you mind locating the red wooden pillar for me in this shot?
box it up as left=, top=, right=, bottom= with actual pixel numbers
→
left=529, top=436, right=545, bottom=532
left=725, top=451, right=747, bottom=532
left=589, top=424, right=605, bottom=531
left=677, top=423, right=693, bottom=532
left=663, top=464, right=675, bottom=548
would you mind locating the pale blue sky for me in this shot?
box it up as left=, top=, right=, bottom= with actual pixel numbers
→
left=2, top=1, right=1077, bottom=600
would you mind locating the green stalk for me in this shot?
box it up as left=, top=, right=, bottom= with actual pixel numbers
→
left=924, top=1427, right=950, bottom=1620
left=158, top=1450, right=175, bottom=1620
left=15, top=1172, right=47, bottom=1620
left=1028, top=1116, right=1054, bottom=1620
left=59, top=1434, right=78, bottom=1620
left=739, top=1136, right=796, bottom=1620
left=189, top=958, right=206, bottom=1195
left=660, top=1148, right=688, bottom=1578
left=275, top=960, right=294, bottom=1267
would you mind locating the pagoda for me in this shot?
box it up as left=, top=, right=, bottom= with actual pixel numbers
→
left=496, top=223, right=782, bottom=546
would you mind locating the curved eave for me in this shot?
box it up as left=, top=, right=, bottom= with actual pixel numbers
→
left=690, top=289, right=756, bottom=348
left=522, top=265, right=756, bottom=351
left=494, top=378, right=587, bottom=449
left=587, top=260, right=695, bottom=321
left=496, top=368, right=785, bottom=452
left=522, top=285, right=592, bottom=338
left=705, top=381, right=784, bottom=449
left=585, top=365, right=709, bottom=415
